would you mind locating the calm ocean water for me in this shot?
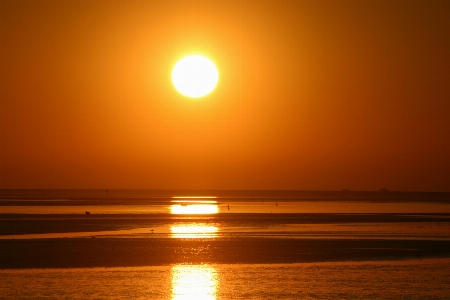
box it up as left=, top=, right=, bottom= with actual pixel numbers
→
left=1, top=190, right=450, bottom=299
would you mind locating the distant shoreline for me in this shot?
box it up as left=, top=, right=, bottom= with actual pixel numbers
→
left=1, top=188, right=449, bottom=197
left=1, top=189, right=449, bottom=205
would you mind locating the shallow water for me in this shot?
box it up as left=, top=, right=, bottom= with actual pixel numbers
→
left=1, top=259, right=450, bottom=299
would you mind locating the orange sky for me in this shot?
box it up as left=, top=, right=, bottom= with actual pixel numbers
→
left=1, top=0, right=449, bottom=191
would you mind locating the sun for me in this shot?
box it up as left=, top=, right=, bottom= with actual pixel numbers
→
left=172, top=55, right=219, bottom=98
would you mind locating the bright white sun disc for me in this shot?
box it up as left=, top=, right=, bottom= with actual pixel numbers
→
left=172, top=55, right=219, bottom=98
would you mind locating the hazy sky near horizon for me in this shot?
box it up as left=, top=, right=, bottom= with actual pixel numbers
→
left=1, top=0, right=449, bottom=191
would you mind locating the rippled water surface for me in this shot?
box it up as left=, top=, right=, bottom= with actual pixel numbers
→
left=1, top=259, right=450, bottom=299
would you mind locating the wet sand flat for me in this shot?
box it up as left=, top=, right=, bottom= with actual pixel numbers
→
left=1, top=212, right=449, bottom=269
left=2, top=237, right=450, bottom=269
left=1, top=213, right=449, bottom=235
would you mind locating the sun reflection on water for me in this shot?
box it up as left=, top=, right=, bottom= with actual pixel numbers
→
left=170, top=204, right=219, bottom=214
left=172, top=196, right=217, bottom=200
left=171, top=224, right=218, bottom=238
left=170, top=196, right=219, bottom=215
left=171, top=264, right=217, bottom=300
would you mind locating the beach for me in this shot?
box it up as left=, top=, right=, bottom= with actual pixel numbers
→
left=1, top=191, right=450, bottom=298
left=1, top=212, right=450, bottom=270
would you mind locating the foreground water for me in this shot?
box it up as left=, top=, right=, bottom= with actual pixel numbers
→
left=1, top=190, right=450, bottom=299
left=1, top=259, right=450, bottom=299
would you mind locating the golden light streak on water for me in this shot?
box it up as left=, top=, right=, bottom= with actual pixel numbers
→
left=172, top=196, right=217, bottom=199
left=170, top=204, right=219, bottom=214
left=171, top=264, right=217, bottom=300
left=170, top=224, right=219, bottom=238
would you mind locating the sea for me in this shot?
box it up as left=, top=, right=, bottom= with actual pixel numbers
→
left=1, top=189, right=450, bottom=299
